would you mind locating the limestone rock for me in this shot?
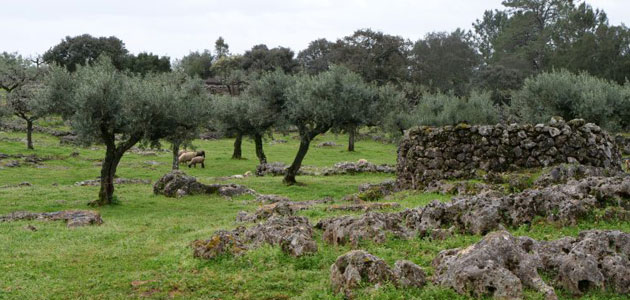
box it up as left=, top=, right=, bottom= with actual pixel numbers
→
left=0, top=210, right=103, bottom=228
left=153, top=171, right=254, bottom=198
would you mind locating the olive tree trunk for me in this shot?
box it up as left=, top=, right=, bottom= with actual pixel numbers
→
left=254, top=133, right=267, bottom=165
left=284, top=136, right=311, bottom=185
left=26, top=119, right=34, bottom=150
left=96, top=146, right=123, bottom=206
left=232, top=132, right=243, bottom=159
left=92, top=134, right=140, bottom=206
left=284, top=125, right=329, bottom=185
left=347, top=125, right=356, bottom=152
left=171, top=142, right=180, bottom=170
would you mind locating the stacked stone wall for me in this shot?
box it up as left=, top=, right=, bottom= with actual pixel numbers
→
left=397, top=118, right=622, bottom=189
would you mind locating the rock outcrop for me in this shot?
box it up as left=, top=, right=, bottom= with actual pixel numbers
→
left=0, top=210, right=103, bottom=228
left=433, top=229, right=630, bottom=299
left=317, top=176, right=630, bottom=246
left=153, top=171, right=254, bottom=198
left=193, top=216, right=317, bottom=258
left=330, top=250, right=426, bottom=298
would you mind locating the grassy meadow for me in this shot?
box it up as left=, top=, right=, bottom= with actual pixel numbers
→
left=1, top=125, right=629, bottom=300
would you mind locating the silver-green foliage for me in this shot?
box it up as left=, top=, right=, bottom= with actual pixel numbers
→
left=413, top=91, right=499, bottom=126
left=512, top=70, right=630, bottom=131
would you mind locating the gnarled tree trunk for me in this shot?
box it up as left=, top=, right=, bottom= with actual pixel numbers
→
left=171, top=142, right=180, bottom=170
left=284, top=135, right=311, bottom=185
left=232, top=132, right=242, bottom=159
left=347, top=125, right=356, bottom=152
left=284, top=125, right=330, bottom=185
left=26, top=119, right=34, bottom=150
left=96, top=145, right=123, bottom=206
left=254, top=133, right=267, bottom=165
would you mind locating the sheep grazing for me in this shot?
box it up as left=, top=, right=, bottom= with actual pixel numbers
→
left=178, top=149, right=187, bottom=156
left=188, top=156, right=205, bottom=168
left=178, top=150, right=205, bottom=163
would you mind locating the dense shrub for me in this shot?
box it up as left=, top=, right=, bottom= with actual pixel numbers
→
left=413, top=91, right=499, bottom=126
left=512, top=70, right=630, bottom=131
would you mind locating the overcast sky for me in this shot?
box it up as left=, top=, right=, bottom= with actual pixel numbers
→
left=1, top=0, right=628, bottom=59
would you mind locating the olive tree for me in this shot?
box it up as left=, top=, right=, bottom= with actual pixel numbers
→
left=42, top=58, right=181, bottom=206
left=0, top=52, right=47, bottom=149
left=157, top=72, right=211, bottom=170
left=210, top=94, right=252, bottom=160
left=246, top=70, right=294, bottom=163
left=283, top=66, right=371, bottom=184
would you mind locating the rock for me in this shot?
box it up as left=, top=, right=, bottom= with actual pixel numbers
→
left=243, top=216, right=317, bottom=257
left=330, top=250, right=426, bottom=298
left=316, top=141, right=341, bottom=147
left=194, top=216, right=317, bottom=258
left=326, top=202, right=400, bottom=212
left=534, top=230, right=630, bottom=295
left=75, top=178, right=151, bottom=186
left=0, top=210, right=103, bottom=228
left=240, top=198, right=332, bottom=222
left=256, top=162, right=288, bottom=176
left=322, top=161, right=396, bottom=176
left=330, top=250, right=395, bottom=298
left=318, top=175, right=630, bottom=245
left=255, top=194, right=290, bottom=204
left=534, top=164, right=624, bottom=187
left=432, top=230, right=556, bottom=300
left=357, top=180, right=397, bottom=200
left=4, top=160, right=20, bottom=168
left=23, top=224, right=37, bottom=231
left=153, top=171, right=255, bottom=198
left=269, top=139, right=287, bottom=145
left=191, top=230, right=247, bottom=259
left=393, top=260, right=426, bottom=288
left=317, top=212, right=410, bottom=247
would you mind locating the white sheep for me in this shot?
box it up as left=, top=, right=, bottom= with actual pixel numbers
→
left=188, top=156, right=205, bottom=168
left=178, top=150, right=205, bottom=163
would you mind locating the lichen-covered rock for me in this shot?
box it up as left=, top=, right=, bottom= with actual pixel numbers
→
left=432, top=230, right=556, bottom=300
left=319, top=176, right=630, bottom=248
left=153, top=171, right=254, bottom=198
left=191, top=230, right=246, bottom=259
left=393, top=260, right=426, bottom=288
left=358, top=180, right=397, bottom=196
left=255, top=162, right=288, bottom=176
left=325, top=202, right=400, bottom=212
left=330, top=250, right=425, bottom=298
left=323, top=161, right=395, bottom=176
left=330, top=250, right=395, bottom=298
left=534, top=164, right=624, bottom=187
left=255, top=194, right=290, bottom=204
left=195, top=216, right=317, bottom=259
left=0, top=210, right=103, bottom=228
left=317, top=212, right=410, bottom=247
left=243, top=216, right=317, bottom=257
left=237, top=198, right=333, bottom=222
left=398, top=118, right=623, bottom=189
left=534, top=230, right=630, bottom=295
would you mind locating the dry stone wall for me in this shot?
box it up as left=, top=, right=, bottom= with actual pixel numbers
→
left=397, top=118, right=622, bottom=189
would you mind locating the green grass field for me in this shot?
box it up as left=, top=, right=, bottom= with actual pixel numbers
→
left=1, top=127, right=629, bottom=300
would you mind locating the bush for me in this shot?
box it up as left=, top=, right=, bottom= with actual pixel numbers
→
left=511, top=70, right=630, bottom=131
left=413, top=91, right=499, bottom=126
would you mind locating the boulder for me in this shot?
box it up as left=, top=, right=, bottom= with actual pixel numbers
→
left=330, top=250, right=425, bottom=298
left=432, top=230, right=556, bottom=300
left=153, top=171, right=254, bottom=198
